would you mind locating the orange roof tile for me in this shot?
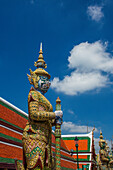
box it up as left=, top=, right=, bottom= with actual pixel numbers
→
left=0, top=104, right=27, bottom=129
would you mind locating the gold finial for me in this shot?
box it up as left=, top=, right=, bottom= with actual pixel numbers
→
left=34, top=43, right=47, bottom=68
left=56, top=97, right=61, bottom=111
left=100, top=130, right=103, bottom=139
left=56, top=97, right=61, bottom=104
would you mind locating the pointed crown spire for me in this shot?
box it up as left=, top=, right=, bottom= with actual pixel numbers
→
left=34, top=43, right=47, bottom=69
left=40, top=42, right=42, bottom=52
left=100, top=130, right=103, bottom=139
left=99, top=130, right=105, bottom=146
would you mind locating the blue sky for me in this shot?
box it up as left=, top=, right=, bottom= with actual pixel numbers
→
left=0, top=0, right=113, bottom=151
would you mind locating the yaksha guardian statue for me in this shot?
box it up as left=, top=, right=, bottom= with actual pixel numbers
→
left=99, top=131, right=109, bottom=169
left=20, top=43, right=63, bottom=170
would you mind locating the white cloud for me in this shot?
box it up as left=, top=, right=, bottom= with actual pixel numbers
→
left=68, top=41, right=113, bottom=73
left=51, top=72, right=108, bottom=95
left=51, top=41, right=113, bottom=95
left=61, top=121, right=98, bottom=133
left=87, top=5, right=104, bottom=22
left=68, top=109, right=74, bottom=114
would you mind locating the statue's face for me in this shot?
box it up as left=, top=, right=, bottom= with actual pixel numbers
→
left=31, top=73, right=50, bottom=93
left=38, top=76, right=51, bottom=93
left=101, top=142, right=105, bottom=149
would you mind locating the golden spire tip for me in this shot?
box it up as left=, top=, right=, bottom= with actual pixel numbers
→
left=56, top=97, right=61, bottom=103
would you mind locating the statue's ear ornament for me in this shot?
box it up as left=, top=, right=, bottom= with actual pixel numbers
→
left=45, top=64, right=47, bottom=69
left=36, top=75, right=40, bottom=82
left=29, top=69, right=33, bottom=75
left=27, top=74, right=33, bottom=84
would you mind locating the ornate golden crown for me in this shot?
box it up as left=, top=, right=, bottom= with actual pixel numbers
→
left=34, top=43, right=47, bottom=69
left=27, top=43, right=51, bottom=84
left=99, top=130, right=105, bottom=143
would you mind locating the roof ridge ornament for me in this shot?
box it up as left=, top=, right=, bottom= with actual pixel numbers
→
left=92, top=126, right=95, bottom=136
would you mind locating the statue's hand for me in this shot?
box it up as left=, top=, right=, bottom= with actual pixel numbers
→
left=55, top=111, right=63, bottom=125
left=55, top=110, right=63, bottom=118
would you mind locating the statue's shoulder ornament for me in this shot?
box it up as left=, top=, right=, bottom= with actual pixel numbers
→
left=28, top=87, right=39, bottom=102
left=39, top=93, right=53, bottom=112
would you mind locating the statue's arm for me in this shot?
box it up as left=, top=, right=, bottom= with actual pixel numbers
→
left=30, top=102, right=55, bottom=121
left=109, top=159, right=113, bottom=164
left=102, top=157, right=109, bottom=162
left=100, top=151, right=109, bottom=162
